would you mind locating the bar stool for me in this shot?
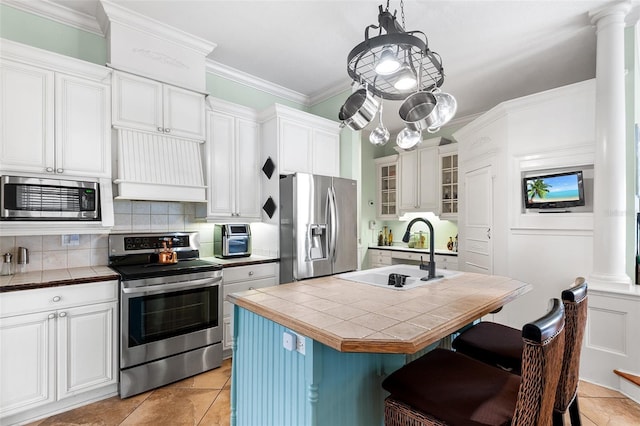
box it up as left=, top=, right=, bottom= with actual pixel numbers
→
left=452, top=277, right=587, bottom=425
left=382, top=298, right=566, bottom=426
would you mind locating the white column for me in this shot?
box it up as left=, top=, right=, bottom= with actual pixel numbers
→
left=589, top=1, right=632, bottom=287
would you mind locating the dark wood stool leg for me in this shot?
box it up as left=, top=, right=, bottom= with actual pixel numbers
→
left=553, top=410, right=565, bottom=426
left=569, top=397, right=582, bottom=426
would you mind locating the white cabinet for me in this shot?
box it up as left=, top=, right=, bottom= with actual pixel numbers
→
left=261, top=104, right=341, bottom=177
left=398, top=145, right=439, bottom=213
left=439, top=143, right=459, bottom=219
left=368, top=248, right=392, bottom=269
left=222, top=263, right=278, bottom=358
left=112, top=71, right=205, bottom=140
left=0, top=281, right=118, bottom=422
left=0, top=59, right=111, bottom=178
left=205, top=100, right=261, bottom=220
left=375, top=155, right=398, bottom=219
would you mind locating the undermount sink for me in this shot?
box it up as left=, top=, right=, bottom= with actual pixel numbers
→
left=337, top=264, right=462, bottom=290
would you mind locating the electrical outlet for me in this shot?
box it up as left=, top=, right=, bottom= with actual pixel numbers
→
left=283, top=331, right=296, bottom=351
left=295, top=334, right=306, bottom=355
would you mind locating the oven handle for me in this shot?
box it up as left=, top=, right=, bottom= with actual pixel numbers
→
left=121, top=276, right=222, bottom=294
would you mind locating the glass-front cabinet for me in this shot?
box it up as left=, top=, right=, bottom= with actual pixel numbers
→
left=375, top=155, right=398, bottom=219
left=439, top=144, right=458, bottom=218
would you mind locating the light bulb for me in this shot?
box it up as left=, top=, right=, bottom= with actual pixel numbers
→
left=375, top=47, right=401, bottom=75
left=393, top=64, right=417, bottom=91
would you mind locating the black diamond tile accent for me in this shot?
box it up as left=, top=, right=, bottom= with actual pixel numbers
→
left=262, top=157, right=275, bottom=179
left=262, top=196, right=276, bottom=219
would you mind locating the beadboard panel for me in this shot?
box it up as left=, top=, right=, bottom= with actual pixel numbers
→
left=231, top=307, right=426, bottom=426
left=114, top=129, right=206, bottom=202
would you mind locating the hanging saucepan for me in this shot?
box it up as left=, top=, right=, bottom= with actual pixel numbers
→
left=398, top=91, right=438, bottom=132
left=339, top=88, right=380, bottom=131
left=426, top=90, right=458, bottom=133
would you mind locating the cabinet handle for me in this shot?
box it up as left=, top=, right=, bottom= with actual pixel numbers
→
left=56, top=168, right=63, bottom=173
left=48, top=313, right=56, bottom=319
left=164, top=128, right=171, bottom=133
left=46, top=167, right=54, bottom=173
left=58, top=312, right=67, bottom=318
left=52, top=296, right=61, bottom=302
left=487, top=228, right=491, bottom=240
left=157, top=126, right=163, bottom=132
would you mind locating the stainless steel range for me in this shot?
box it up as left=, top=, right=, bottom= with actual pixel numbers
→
left=108, top=232, right=223, bottom=398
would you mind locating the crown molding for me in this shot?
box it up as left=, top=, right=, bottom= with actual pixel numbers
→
left=308, top=81, right=352, bottom=105
left=206, top=59, right=309, bottom=106
left=2, top=0, right=103, bottom=36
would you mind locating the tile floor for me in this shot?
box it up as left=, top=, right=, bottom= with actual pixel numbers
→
left=27, top=358, right=640, bottom=426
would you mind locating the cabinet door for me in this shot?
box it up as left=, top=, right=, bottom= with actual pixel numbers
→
left=312, top=128, right=340, bottom=177
left=417, top=147, right=438, bottom=211
left=163, top=85, right=205, bottom=140
left=0, top=60, right=54, bottom=174
left=279, top=119, right=312, bottom=174
left=399, top=151, right=418, bottom=211
left=0, top=311, right=56, bottom=417
left=55, top=74, right=110, bottom=178
left=112, top=71, right=163, bottom=133
left=56, top=301, right=117, bottom=400
left=235, top=118, right=261, bottom=219
left=207, top=111, right=235, bottom=218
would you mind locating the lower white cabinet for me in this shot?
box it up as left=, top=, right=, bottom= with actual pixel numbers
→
left=367, top=248, right=458, bottom=270
left=0, top=280, right=118, bottom=423
left=222, top=263, right=278, bottom=357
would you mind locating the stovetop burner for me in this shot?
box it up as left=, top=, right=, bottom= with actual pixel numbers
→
left=108, top=232, right=221, bottom=281
left=111, top=259, right=221, bottom=281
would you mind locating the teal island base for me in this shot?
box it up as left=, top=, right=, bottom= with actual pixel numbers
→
left=230, top=306, right=438, bottom=426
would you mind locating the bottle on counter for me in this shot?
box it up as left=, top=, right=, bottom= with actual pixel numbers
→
left=388, top=229, right=393, bottom=246
left=454, top=234, right=458, bottom=252
left=447, top=236, right=454, bottom=251
left=419, top=231, right=425, bottom=249
left=1, top=252, right=13, bottom=276
left=383, top=226, right=388, bottom=246
left=378, top=230, right=384, bottom=246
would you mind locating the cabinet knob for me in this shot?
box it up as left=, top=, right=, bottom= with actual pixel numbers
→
left=58, top=312, right=67, bottom=318
left=164, top=128, right=171, bottom=133
left=248, top=271, right=254, bottom=276
left=46, top=167, right=54, bottom=173
left=48, top=313, right=56, bottom=319
left=52, top=296, right=61, bottom=302
left=249, top=287, right=255, bottom=290
left=157, top=127, right=163, bottom=132
left=56, top=168, right=64, bottom=173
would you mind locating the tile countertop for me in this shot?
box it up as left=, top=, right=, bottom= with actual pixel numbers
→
left=369, top=245, right=458, bottom=256
left=227, top=272, right=531, bottom=354
left=202, top=255, right=279, bottom=268
left=0, top=266, right=120, bottom=293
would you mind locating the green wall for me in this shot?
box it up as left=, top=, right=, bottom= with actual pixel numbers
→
left=0, top=4, right=106, bottom=65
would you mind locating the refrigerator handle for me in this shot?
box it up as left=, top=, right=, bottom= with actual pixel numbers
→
left=328, top=186, right=338, bottom=261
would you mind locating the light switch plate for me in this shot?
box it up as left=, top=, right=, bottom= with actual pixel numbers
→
left=283, top=331, right=296, bottom=351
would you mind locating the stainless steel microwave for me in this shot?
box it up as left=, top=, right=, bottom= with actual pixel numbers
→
left=0, top=175, right=100, bottom=221
left=214, top=224, right=251, bottom=258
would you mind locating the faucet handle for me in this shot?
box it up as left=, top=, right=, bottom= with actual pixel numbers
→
left=419, top=255, right=429, bottom=271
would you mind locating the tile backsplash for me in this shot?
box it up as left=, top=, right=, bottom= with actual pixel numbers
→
left=0, top=201, right=278, bottom=272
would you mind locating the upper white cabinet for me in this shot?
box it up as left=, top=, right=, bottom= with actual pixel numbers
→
left=398, top=143, right=439, bottom=213
left=438, top=143, right=459, bottom=219
left=112, top=71, right=206, bottom=141
left=0, top=59, right=111, bottom=178
left=205, top=99, right=261, bottom=220
left=261, top=104, right=341, bottom=177
left=375, top=155, right=398, bottom=219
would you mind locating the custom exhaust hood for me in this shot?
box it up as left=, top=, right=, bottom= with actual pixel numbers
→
left=97, top=0, right=215, bottom=202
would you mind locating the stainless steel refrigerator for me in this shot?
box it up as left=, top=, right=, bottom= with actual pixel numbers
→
left=280, top=173, right=357, bottom=283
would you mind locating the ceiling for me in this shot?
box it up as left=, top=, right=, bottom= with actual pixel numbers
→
left=43, top=1, right=640, bottom=132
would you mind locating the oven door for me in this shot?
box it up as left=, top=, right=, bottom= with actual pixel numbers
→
left=225, top=235, right=251, bottom=256
left=120, top=273, right=222, bottom=369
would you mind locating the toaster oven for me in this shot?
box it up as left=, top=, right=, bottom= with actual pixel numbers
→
left=214, top=224, right=251, bottom=258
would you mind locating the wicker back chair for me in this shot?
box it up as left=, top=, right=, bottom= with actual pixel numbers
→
left=382, top=299, right=566, bottom=426
left=452, top=278, right=587, bottom=425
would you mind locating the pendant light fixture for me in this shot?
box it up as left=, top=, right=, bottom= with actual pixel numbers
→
left=341, top=0, right=457, bottom=150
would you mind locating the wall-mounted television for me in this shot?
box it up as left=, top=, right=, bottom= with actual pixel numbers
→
left=523, top=170, right=585, bottom=209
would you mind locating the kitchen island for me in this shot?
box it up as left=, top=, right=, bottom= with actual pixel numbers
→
left=227, top=271, right=531, bottom=426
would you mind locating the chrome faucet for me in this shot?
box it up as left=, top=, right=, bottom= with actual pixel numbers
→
left=402, top=217, right=441, bottom=281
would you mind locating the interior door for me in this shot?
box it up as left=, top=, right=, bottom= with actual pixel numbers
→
left=463, top=163, right=493, bottom=274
